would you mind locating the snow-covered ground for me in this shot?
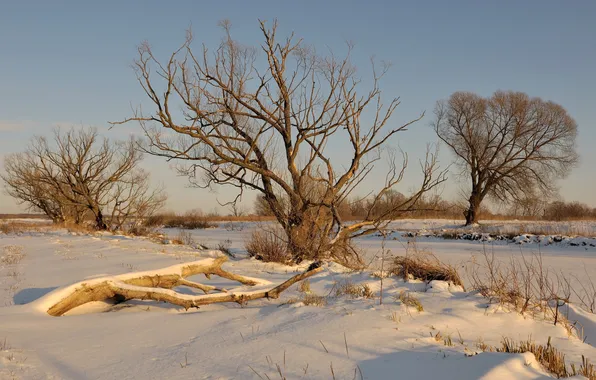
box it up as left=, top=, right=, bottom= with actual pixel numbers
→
left=1, top=220, right=595, bottom=379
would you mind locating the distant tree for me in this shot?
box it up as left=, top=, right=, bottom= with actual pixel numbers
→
left=544, top=200, right=592, bottom=221
left=2, top=128, right=166, bottom=230
left=114, top=20, right=446, bottom=264
left=508, top=192, right=547, bottom=219
left=433, top=91, right=578, bottom=225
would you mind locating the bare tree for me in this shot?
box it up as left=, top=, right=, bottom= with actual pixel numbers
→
left=114, top=20, right=446, bottom=263
left=433, top=91, right=578, bottom=225
left=2, top=127, right=166, bottom=230
left=2, top=151, right=87, bottom=223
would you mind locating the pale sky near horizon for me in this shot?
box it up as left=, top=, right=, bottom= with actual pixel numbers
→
left=1, top=1, right=595, bottom=214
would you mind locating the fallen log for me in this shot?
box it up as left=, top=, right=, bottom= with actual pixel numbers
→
left=43, top=257, right=323, bottom=316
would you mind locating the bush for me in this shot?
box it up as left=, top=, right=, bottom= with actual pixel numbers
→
left=245, top=230, right=293, bottom=265
left=391, top=250, right=464, bottom=289
left=467, top=249, right=579, bottom=329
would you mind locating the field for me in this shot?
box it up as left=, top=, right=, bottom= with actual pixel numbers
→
left=1, top=219, right=595, bottom=379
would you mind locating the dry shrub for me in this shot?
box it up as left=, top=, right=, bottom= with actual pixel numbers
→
left=468, top=249, right=580, bottom=331
left=397, top=290, right=423, bottom=312
left=572, top=271, right=596, bottom=313
left=391, top=248, right=464, bottom=289
left=333, top=280, right=375, bottom=299
left=126, top=224, right=156, bottom=237
left=173, top=230, right=194, bottom=246
left=245, top=230, right=293, bottom=265
left=478, top=336, right=596, bottom=380
left=328, top=237, right=366, bottom=270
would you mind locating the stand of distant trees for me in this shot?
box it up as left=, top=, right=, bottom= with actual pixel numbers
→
left=255, top=192, right=596, bottom=222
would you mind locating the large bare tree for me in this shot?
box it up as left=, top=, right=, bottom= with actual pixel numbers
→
left=433, top=91, right=578, bottom=225
left=115, top=20, right=446, bottom=263
left=2, top=128, right=166, bottom=230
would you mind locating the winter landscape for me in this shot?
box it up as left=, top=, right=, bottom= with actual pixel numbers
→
left=1, top=219, right=596, bottom=379
left=2, top=2, right=596, bottom=379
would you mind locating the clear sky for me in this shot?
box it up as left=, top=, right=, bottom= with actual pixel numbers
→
left=1, top=1, right=595, bottom=214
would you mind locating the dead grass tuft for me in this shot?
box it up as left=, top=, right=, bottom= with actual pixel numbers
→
left=302, top=293, right=327, bottom=307
left=391, top=248, right=464, bottom=289
left=167, top=230, right=194, bottom=246
left=333, top=280, right=375, bottom=299
left=298, top=279, right=311, bottom=293
left=477, top=336, right=596, bottom=380
left=283, top=287, right=327, bottom=307
left=397, top=290, right=423, bottom=312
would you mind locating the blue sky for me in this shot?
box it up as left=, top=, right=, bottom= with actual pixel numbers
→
left=1, top=1, right=595, bottom=213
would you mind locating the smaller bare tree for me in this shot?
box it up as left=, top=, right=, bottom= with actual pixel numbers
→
left=2, top=128, right=166, bottom=231
left=434, top=91, right=578, bottom=225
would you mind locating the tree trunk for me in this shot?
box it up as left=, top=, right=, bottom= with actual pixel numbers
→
left=464, top=192, right=482, bottom=226
left=94, top=208, right=107, bottom=230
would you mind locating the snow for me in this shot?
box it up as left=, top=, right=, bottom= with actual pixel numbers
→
left=1, top=222, right=595, bottom=379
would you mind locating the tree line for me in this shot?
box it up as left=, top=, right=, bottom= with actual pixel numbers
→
left=254, top=192, right=595, bottom=222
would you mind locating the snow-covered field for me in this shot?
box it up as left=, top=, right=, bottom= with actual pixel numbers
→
left=1, top=220, right=595, bottom=379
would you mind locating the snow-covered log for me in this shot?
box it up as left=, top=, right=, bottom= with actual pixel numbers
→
left=44, top=257, right=323, bottom=316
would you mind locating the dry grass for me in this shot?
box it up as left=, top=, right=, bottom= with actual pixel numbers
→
left=391, top=248, right=464, bottom=289
left=301, top=293, right=328, bottom=307
left=333, top=280, right=374, bottom=299
left=389, top=311, right=401, bottom=323
left=1, top=246, right=25, bottom=265
left=144, top=211, right=216, bottom=229
left=432, top=331, right=453, bottom=346
left=245, top=230, right=293, bottom=265
left=283, top=285, right=327, bottom=307
left=572, top=271, right=596, bottom=313
left=476, top=336, right=596, bottom=380
left=0, top=221, right=47, bottom=234
left=298, top=279, right=311, bottom=293
left=397, top=290, right=423, bottom=312
left=477, top=222, right=596, bottom=237
left=167, top=230, right=195, bottom=246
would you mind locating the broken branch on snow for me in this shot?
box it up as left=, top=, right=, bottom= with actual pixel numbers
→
left=44, top=256, right=323, bottom=316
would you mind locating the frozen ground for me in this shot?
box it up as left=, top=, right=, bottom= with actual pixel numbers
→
left=0, top=220, right=595, bottom=379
